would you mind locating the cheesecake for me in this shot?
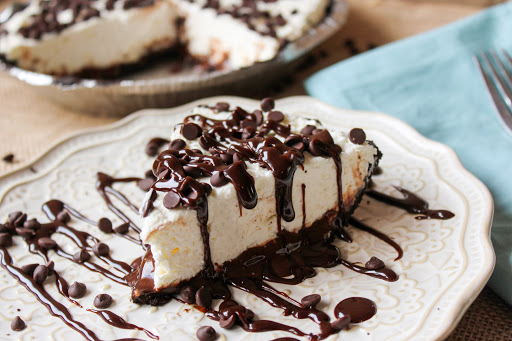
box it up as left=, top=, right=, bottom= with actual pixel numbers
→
left=0, top=0, right=330, bottom=76
left=133, top=99, right=381, bottom=298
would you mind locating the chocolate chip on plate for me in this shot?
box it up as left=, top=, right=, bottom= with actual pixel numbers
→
left=163, top=191, right=181, bottom=209
left=215, top=102, right=230, bottom=112
left=69, top=281, right=87, bottom=298
left=268, top=110, right=284, bottom=122
left=38, top=237, right=57, bottom=250
left=0, top=233, right=12, bottom=247
left=33, top=265, right=48, bottom=284
left=21, top=263, right=38, bottom=276
left=195, top=286, right=212, bottom=308
left=92, top=242, right=110, bottom=257
left=196, top=325, right=217, bottom=341
left=57, top=211, right=71, bottom=223
left=301, top=294, right=321, bottom=308
left=73, top=249, right=91, bottom=263
left=260, top=97, right=275, bottom=112
left=114, top=222, right=130, bottom=234
left=10, top=316, right=26, bottom=331
left=180, top=286, right=196, bottom=304
left=94, top=293, right=113, bottom=309
left=365, top=256, right=385, bottom=270
left=349, top=128, right=366, bottom=145
left=182, top=123, right=202, bottom=140
left=97, top=218, right=113, bottom=234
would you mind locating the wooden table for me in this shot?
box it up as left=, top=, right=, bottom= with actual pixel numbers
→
left=0, top=0, right=511, bottom=339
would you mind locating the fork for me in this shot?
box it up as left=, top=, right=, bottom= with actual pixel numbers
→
left=474, top=50, right=512, bottom=136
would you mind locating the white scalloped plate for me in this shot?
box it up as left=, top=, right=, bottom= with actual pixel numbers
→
left=0, top=96, right=494, bottom=341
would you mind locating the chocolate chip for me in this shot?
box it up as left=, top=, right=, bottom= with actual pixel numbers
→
left=291, top=141, right=305, bottom=151
left=145, top=142, right=159, bottom=156
left=0, top=233, right=12, bottom=247
left=94, top=293, right=113, bottom=309
left=46, top=261, right=55, bottom=276
left=219, top=314, right=236, bottom=329
left=73, top=249, right=91, bottom=263
left=260, top=97, right=275, bottom=112
left=210, top=171, right=228, bottom=187
left=21, top=263, right=38, bottom=276
left=300, top=125, right=316, bottom=135
left=69, top=281, right=87, bottom=298
left=163, top=191, right=181, bottom=209
left=196, top=325, right=217, bottom=341
left=114, top=222, right=130, bottom=234
left=145, top=169, right=156, bottom=179
left=215, top=102, right=230, bottom=112
left=92, top=242, right=109, bottom=257
left=182, top=123, right=202, bottom=140
left=23, top=218, right=41, bottom=230
left=33, top=265, right=48, bottom=284
left=15, top=228, right=34, bottom=239
left=57, top=211, right=71, bottom=223
left=220, top=153, right=233, bottom=165
left=180, top=286, right=196, bottom=304
left=268, top=111, right=284, bottom=122
left=137, top=178, right=154, bottom=192
left=312, top=128, right=323, bottom=135
left=3, top=153, right=14, bottom=163
left=331, top=315, right=351, bottom=331
left=10, top=316, right=26, bottom=331
left=241, top=119, right=257, bottom=129
left=8, top=211, right=23, bottom=225
left=0, top=224, right=7, bottom=233
left=252, top=110, right=264, bottom=125
left=169, top=139, right=186, bottom=150
left=233, top=153, right=244, bottom=163
left=202, top=183, right=213, bottom=196
left=141, top=198, right=154, bottom=218
left=243, top=309, right=255, bottom=321
left=38, top=237, right=57, bottom=250
left=183, top=165, right=202, bottom=178
left=349, top=128, right=366, bottom=145
left=97, top=218, right=113, bottom=234
left=195, top=286, right=212, bottom=308
left=365, top=256, right=385, bottom=270
left=301, top=294, right=321, bottom=308
left=13, top=213, right=27, bottom=227
left=308, top=140, right=325, bottom=156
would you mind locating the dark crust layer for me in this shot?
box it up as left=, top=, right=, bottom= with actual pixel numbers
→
left=129, top=146, right=382, bottom=305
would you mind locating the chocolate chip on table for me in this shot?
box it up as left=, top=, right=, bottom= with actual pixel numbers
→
left=349, top=128, right=366, bottom=145
left=10, top=316, right=26, bottom=331
left=137, top=177, right=154, bottom=192
left=97, top=217, right=113, bottom=234
left=163, top=191, right=181, bottom=209
left=196, top=325, right=217, bottom=341
left=23, top=218, right=41, bottom=230
left=38, top=237, right=57, bottom=250
left=114, top=222, right=130, bottom=234
left=92, top=242, right=110, bottom=257
left=3, top=153, right=14, bottom=163
left=21, top=263, right=38, bottom=276
left=301, top=294, right=321, bottom=308
left=182, top=123, right=203, bottom=140
left=33, top=265, right=48, bottom=284
left=268, top=110, right=284, bottom=122
left=195, top=286, right=212, bottom=308
left=260, top=97, right=275, bottom=112
left=57, top=211, right=71, bottom=223
left=215, top=102, right=230, bottom=112
left=210, top=171, right=228, bottom=187
left=69, top=281, right=87, bottom=298
left=0, top=233, right=13, bottom=247
left=180, top=286, right=196, bottom=304
left=94, top=294, right=113, bottom=309
left=73, top=249, right=91, bottom=263
left=169, top=139, right=186, bottom=150
left=365, top=256, right=385, bottom=270
left=219, top=314, right=236, bottom=329
left=331, top=315, right=351, bottom=331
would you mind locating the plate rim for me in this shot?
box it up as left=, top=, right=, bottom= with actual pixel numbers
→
left=0, top=95, right=495, bottom=340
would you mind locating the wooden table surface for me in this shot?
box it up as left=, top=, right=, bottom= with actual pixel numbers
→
left=0, top=0, right=511, bottom=340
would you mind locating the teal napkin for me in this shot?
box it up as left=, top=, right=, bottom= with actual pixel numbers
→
left=305, top=3, right=512, bottom=305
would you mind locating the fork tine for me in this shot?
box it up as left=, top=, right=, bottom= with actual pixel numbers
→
left=490, top=50, right=512, bottom=99
left=475, top=53, right=512, bottom=135
left=501, top=49, right=512, bottom=79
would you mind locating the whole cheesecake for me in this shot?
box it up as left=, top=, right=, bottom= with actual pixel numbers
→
left=0, top=0, right=330, bottom=76
left=130, top=99, right=381, bottom=302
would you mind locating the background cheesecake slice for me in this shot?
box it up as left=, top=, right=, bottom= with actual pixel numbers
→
left=136, top=102, right=381, bottom=295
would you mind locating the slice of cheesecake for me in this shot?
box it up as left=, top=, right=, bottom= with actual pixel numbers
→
left=134, top=100, right=381, bottom=299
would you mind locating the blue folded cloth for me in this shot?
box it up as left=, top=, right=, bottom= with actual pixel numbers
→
left=305, top=3, right=512, bottom=305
